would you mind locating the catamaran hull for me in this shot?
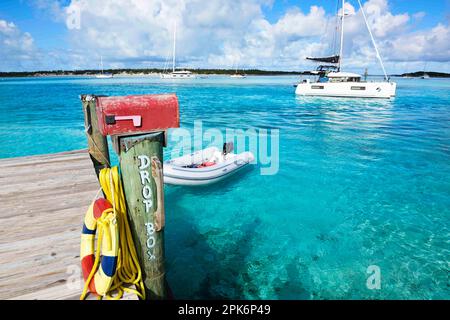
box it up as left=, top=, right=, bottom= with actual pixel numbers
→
left=295, top=81, right=396, bottom=98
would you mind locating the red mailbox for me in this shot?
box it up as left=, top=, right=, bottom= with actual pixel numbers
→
left=96, top=94, right=179, bottom=136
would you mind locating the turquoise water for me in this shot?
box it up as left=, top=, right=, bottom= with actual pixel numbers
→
left=1, top=76, right=449, bottom=299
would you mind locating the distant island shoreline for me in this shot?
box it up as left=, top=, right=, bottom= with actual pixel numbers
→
left=0, top=69, right=449, bottom=78
left=0, top=68, right=302, bottom=78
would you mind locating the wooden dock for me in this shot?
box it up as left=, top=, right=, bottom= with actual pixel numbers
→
left=0, top=150, right=108, bottom=299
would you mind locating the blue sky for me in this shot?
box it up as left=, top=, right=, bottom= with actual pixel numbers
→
left=1, top=0, right=449, bottom=72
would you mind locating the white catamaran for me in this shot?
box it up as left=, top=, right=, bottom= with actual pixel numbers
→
left=161, top=22, right=196, bottom=79
left=295, top=0, right=396, bottom=98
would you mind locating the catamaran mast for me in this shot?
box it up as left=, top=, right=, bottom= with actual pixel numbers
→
left=100, top=55, right=104, bottom=75
left=338, top=0, right=345, bottom=71
left=172, top=22, right=176, bottom=73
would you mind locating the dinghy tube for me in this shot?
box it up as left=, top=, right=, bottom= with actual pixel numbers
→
left=163, top=146, right=255, bottom=186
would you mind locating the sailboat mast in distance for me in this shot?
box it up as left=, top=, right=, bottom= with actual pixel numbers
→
left=96, top=55, right=112, bottom=78
left=230, top=59, right=246, bottom=78
left=160, top=20, right=196, bottom=79
left=172, top=21, right=176, bottom=73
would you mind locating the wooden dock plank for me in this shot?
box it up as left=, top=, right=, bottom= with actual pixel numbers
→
left=0, top=150, right=130, bottom=300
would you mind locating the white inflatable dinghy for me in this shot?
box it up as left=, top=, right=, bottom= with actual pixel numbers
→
left=164, top=143, right=254, bottom=186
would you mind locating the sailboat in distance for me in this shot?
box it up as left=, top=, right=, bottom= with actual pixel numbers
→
left=95, top=56, right=113, bottom=79
left=421, top=62, right=430, bottom=79
left=161, top=22, right=196, bottom=79
left=295, top=0, right=396, bottom=98
left=230, top=62, right=246, bottom=78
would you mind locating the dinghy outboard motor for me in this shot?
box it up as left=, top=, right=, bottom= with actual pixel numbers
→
left=223, top=142, right=234, bottom=156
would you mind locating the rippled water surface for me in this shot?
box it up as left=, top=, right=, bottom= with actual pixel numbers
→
left=1, top=76, right=449, bottom=299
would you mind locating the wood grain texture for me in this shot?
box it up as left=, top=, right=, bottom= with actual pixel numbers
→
left=119, top=132, right=167, bottom=300
left=81, top=95, right=110, bottom=177
left=0, top=150, right=139, bottom=300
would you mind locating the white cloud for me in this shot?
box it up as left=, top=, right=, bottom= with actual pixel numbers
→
left=273, top=6, right=327, bottom=39
left=31, top=0, right=66, bottom=22
left=233, top=6, right=329, bottom=69
left=337, top=0, right=450, bottom=71
left=0, top=20, right=37, bottom=71
left=56, top=0, right=330, bottom=70
left=59, top=0, right=268, bottom=68
left=360, top=0, right=410, bottom=38
left=412, top=11, right=426, bottom=21
left=385, top=23, right=450, bottom=62
left=2, top=0, right=450, bottom=73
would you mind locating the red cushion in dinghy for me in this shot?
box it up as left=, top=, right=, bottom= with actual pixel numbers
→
left=198, top=162, right=216, bottom=168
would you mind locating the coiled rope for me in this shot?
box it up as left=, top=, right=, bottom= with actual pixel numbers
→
left=80, top=166, right=146, bottom=300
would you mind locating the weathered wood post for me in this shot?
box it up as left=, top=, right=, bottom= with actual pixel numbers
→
left=94, top=94, right=179, bottom=299
left=119, top=132, right=168, bottom=299
left=80, top=94, right=110, bottom=177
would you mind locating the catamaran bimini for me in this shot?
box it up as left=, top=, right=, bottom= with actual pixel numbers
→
left=160, top=22, right=196, bottom=79
left=295, top=0, right=396, bottom=98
